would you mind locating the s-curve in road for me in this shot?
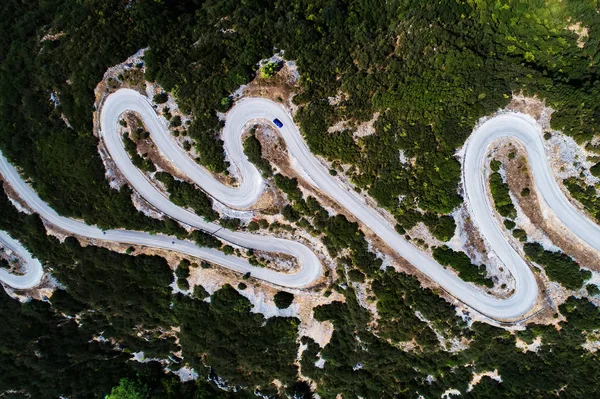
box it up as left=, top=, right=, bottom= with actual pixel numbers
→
left=0, top=231, right=43, bottom=289
left=101, top=89, right=264, bottom=209
left=463, top=113, right=600, bottom=253
left=100, top=90, right=321, bottom=286
left=0, top=151, right=321, bottom=289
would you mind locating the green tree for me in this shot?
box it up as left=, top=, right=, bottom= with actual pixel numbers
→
left=260, top=61, right=279, bottom=78
left=152, top=92, right=168, bottom=104
left=107, top=378, right=149, bottom=399
left=274, top=291, right=295, bottom=309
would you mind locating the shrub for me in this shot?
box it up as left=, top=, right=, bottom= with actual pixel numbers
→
left=503, top=219, right=516, bottom=230
left=258, top=219, right=269, bottom=229
left=274, top=291, right=295, bottom=309
left=176, top=260, right=191, bottom=290
left=282, top=205, right=300, bottom=222
left=260, top=61, right=280, bottom=78
left=218, top=96, right=233, bottom=112
left=220, top=217, right=241, bottom=230
left=194, top=284, right=209, bottom=300
left=423, top=213, right=456, bottom=242
left=106, top=378, right=149, bottom=399
left=590, top=162, right=600, bottom=178
left=155, top=172, right=218, bottom=221
left=512, top=229, right=527, bottom=242
left=587, top=284, right=600, bottom=297
left=348, top=269, right=366, bottom=283
left=170, top=115, right=182, bottom=127
left=190, top=230, right=222, bottom=249
left=490, top=171, right=517, bottom=218
left=153, top=92, right=168, bottom=104
left=433, top=246, right=493, bottom=288
left=490, top=159, right=501, bottom=172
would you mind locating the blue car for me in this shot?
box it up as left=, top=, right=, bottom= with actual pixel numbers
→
left=273, top=118, right=283, bottom=128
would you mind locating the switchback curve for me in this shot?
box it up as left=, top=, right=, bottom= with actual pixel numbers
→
left=0, top=231, right=43, bottom=290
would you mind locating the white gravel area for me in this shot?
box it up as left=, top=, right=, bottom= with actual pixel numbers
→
left=467, top=369, right=502, bottom=392
left=546, top=132, right=600, bottom=186
left=172, top=366, right=199, bottom=382
left=237, top=286, right=300, bottom=319
left=515, top=336, right=542, bottom=353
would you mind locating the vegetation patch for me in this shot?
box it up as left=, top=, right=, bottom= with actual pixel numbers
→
left=524, top=243, right=591, bottom=290
left=489, top=164, right=517, bottom=219
left=563, top=177, right=600, bottom=222
left=243, top=129, right=273, bottom=177
left=122, top=132, right=156, bottom=173
left=155, top=172, right=218, bottom=221
left=433, top=246, right=494, bottom=288
left=274, top=291, right=295, bottom=309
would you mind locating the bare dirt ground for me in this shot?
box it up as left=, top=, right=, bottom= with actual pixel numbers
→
left=93, top=49, right=147, bottom=109
left=567, top=21, right=589, bottom=48
left=241, top=60, right=300, bottom=109
left=500, top=143, right=600, bottom=270
left=126, top=115, right=191, bottom=182
left=40, top=30, right=65, bottom=43
left=506, top=94, right=548, bottom=121
left=326, top=111, right=380, bottom=144
left=468, top=369, right=502, bottom=392
left=256, top=125, right=292, bottom=172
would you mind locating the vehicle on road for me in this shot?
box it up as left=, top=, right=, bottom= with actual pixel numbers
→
left=273, top=118, right=283, bottom=128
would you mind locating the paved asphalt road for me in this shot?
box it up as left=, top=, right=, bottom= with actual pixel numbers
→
left=0, top=231, right=43, bottom=289
left=0, top=150, right=321, bottom=289
left=1, top=88, right=597, bottom=320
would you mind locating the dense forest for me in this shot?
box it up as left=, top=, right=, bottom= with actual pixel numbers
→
left=2, top=0, right=600, bottom=397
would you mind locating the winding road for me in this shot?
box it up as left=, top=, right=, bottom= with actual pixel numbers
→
left=0, top=88, right=598, bottom=320
left=0, top=231, right=43, bottom=289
